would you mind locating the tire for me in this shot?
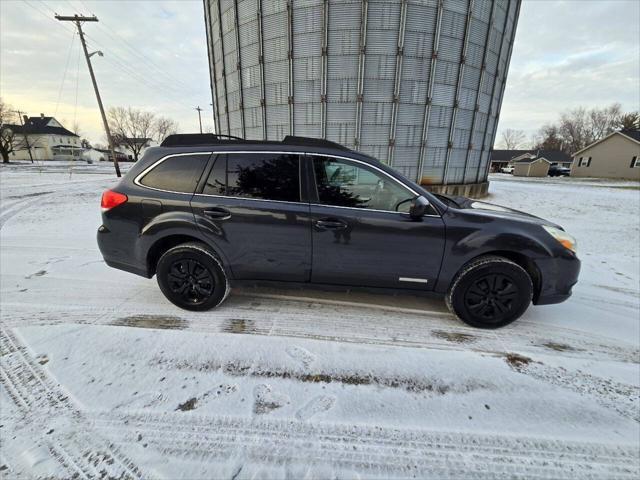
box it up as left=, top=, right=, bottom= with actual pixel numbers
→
left=445, top=256, right=533, bottom=329
left=156, top=242, right=230, bottom=311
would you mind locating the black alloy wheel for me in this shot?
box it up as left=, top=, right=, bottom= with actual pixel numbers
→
left=167, top=259, right=214, bottom=305
left=447, top=256, right=533, bottom=328
left=463, top=273, right=519, bottom=322
left=156, top=242, right=229, bottom=311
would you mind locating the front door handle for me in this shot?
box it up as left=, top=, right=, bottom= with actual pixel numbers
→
left=314, top=218, right=347, bottom=230
left=203, top=208, right=231, bottom=220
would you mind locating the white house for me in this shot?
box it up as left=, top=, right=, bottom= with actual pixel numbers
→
left=6, top=114, right=81, bottom=161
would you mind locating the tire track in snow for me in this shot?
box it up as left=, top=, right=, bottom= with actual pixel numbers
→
left=90, top=411, right=639, bottom=479
left=512, top=360, right=640, bottom=423
left=0, top=194, right=55, bottom=231
left=0, top=325, right=144, bottom=479
left=0, top=176, right=108, bottom=231
left=3, top=296, right=637, bottom=364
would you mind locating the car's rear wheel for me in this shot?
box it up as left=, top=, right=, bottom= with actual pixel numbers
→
left=446, top=256, right=533, bottom=328
left=156, top=242, right=229, bottom=311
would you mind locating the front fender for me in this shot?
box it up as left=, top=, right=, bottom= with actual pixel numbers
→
left=434, top=211, right=556, bottom=293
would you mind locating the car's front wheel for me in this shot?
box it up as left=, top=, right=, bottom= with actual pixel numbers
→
left=156, top=242, right=230, bottom=311
left=446, top=256, right=533, bottom=328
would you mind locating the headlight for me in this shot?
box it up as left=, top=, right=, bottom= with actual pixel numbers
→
left=542, top=225, right=577, bottom=253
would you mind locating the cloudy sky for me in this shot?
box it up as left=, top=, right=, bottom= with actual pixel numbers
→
left=1, top=0, right=638, bottom=146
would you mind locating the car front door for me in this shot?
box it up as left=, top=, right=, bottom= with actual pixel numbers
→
left=308, top=155, right=445, bottom=290
left=190, top=151, right=311, bottom=282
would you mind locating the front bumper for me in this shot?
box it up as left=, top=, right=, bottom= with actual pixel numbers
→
left=533, top=253, right=581, bottom=305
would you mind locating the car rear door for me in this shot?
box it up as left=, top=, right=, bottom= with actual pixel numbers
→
left=190, top=151, right=311, bottom=282
left=308, top=155, right=445, bottom=290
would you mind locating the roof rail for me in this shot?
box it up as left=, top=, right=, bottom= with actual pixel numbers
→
left=159, top=133, right=352, bottom=152
left=281, top=136, right=351, bottom=151
left=160, top=133, right=244, bottom=147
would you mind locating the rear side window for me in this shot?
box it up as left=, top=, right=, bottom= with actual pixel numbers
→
left=139, top=154, right=209, bottom=193
left=203, top=153, right=300, bottom=202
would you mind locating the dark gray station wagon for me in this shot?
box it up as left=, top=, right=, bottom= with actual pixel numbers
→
left=98, top=134, right=580, bottom=328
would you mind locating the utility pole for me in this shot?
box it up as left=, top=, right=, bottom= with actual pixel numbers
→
left=195, top=106, right=203, bottom=134
left=210, top=103, right=216, bottom=134
left=14, top=110, right=34, bottom=163
left=55, top=14, right=121, bottom=177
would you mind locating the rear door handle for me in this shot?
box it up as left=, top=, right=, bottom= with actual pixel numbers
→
left=203, top=208, right=231, bottom=220
left=314, top=218, right=347, bottom=230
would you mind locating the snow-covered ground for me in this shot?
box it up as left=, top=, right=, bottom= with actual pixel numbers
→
left=1, top=163, right=638, bottom=479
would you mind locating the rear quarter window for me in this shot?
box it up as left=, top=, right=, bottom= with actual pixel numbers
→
left=139, top=154, right=209, bottom=193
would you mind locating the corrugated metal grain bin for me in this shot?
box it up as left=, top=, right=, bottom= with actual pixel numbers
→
left=204, top=0, right=520, bottom=190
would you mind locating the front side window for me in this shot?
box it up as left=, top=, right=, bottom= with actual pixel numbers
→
left=139, top=154, right=209, bottom=193
left=203, top=153, right=300, bottom=202
left=312, top=156, right=415, bottom=213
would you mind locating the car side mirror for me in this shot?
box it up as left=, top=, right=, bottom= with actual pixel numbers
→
left=409, top=195, right=430, bottom=219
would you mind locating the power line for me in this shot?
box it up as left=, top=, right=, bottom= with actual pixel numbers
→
left=23, top=2, right=208, bottom=132
left=82, top=37, right=200, bottom=109
left=82, top=31, right=204, bottom=102
left=28, top=0, right=202, bottom=103
left=94, top=52, right=204, bottom=116
left=52, top=0, right=201, bottom=95
left=55, top=13, right=122, bottom=177
left=66, top=0, right=199, bottom=94
left=54, top=31, right=77, bottom=117
left=23, top=0, right=75, bottom=35
left=93, top=22, right=198, bottom=94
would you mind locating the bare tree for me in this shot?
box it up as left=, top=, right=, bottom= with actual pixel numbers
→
left=536, top=103, right=632, bottom=154
left=0, top=102, right=44, bottom=163
left=500, top=128, right=526, bottom=149
left=557, top=107, right=592, bottom=154
left=588, top=103, right=622, bottom=140
left=108, top=107, right=181, bottom=161
left=0, top=98, right=18, bottom=163
left=618, top=112, right=639, bottom=130
left=108, top=107, right=156, bottom=162
left=16, top=113, right=39, bottom=163
left=533, top=124, right=564, bottom=152
left=154, top=116, right=179, bottom=143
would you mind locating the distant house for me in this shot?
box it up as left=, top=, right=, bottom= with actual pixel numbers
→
left=5, top=114, right=81, bottom=161
left=490, top=149, right=572, bottom=173
left=512, top=154, right=551, bottom=177
left=89, top=148, right=128, bottom=162
left=571, top=130, right=640, bottom=180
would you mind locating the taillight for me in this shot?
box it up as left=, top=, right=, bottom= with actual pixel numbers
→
left=101, top=190, right=128, bottom=212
